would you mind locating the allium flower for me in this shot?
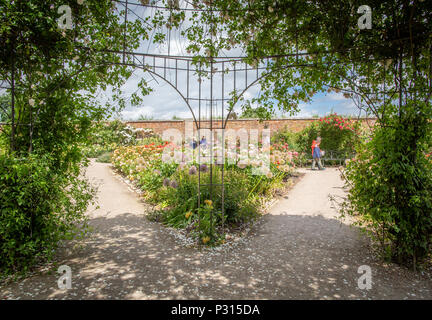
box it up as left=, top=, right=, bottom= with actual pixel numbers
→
left=199, top=164, right=208, bottom=172
left=163, top=178, right=170, bottom=186
left=188, top=165, right=197, bottom=175
left=238, top=163, right=247, bottom=169
left=170, top=180, right=178, bottom=189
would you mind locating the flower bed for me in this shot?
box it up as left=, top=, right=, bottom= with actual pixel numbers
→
left=111, top=142, right=300, bottom=245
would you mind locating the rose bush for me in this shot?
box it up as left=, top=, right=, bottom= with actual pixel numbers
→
left=296, top=113, right=362, bottom=157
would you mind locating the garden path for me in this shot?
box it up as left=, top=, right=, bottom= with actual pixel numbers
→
left=1, top=161, right=431, bottom=299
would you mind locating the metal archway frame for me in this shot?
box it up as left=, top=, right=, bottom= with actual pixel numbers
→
left=0, top=0, right=403, bottom=242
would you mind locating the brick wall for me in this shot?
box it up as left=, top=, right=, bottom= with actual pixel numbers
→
left=126, top=118, right=377, bottom=137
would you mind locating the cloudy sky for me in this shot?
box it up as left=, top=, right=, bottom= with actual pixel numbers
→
left=95, top=1, right=367, bottom=121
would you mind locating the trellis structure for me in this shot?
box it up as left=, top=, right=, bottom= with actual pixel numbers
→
left=105, top=0, right=333, bottom=237
left=0, top=0, right=402, bottom=240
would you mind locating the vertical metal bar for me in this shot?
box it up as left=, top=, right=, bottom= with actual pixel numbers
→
left=221, top=61, right=225, bottom=234
left=210, top=57, right=214, bottom=235
left=383, top=61, right=386, bottom=106
left=245, top=61, right=247, bottom=88
left=10, top=52, right=15, bottom=152
left=198, top=62, right=202, bottom=240
left=199, top=63, right=202, bottom=128
left=175, top=59, right=178, bottom=88
left=222, top=62, right=225, bottom=128
left=123, top=0, right=128, bottom=64
left=234, top=61, right=236, bottom=92
left=209, top=5, right=214, bottom=236
left=187, top=60, right=189, bottom=102
left=164, top=57, right=166, bottom=79
left=295, top=13, right=298, bottom=65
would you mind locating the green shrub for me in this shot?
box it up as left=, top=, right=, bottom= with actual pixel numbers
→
left=138, top=136, right=164, bottom=146
left=297, top=114, right=361, bottom=155
left=0, top=155, right=93, bottom=276
left=112, top=144, right=293, bottom=245
left=96, top=152, right=112, bottom=163
left=342, top=104, right=432, bottom=268
left=271, top=127, right=300, bottom=151
left=150, top=164, right=285, bottom=244
left=83, top=120, right=159, bottom=158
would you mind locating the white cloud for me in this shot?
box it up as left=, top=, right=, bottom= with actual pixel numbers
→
left=120, top=106, right=155, bottom=120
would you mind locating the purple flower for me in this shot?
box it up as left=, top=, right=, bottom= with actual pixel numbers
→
left=163, top=178, right=170, bottom=186
left=188, top=165, right=197, bottom=175
left=199, top=164, right=208, bottom=172
left=170, top=180, right=178, bottom=189
left=154, top=169, right=161, bottom=175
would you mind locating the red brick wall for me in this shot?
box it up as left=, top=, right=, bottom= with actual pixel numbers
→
left=126, top=118, right=377, bottom=136
left=127, top=120, right=185, bottom=134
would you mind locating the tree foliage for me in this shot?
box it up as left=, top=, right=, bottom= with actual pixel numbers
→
left=0, top=0, right=151, bottom=274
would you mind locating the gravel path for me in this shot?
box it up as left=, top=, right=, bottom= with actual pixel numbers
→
left=1, top=161, right=431, bottom=300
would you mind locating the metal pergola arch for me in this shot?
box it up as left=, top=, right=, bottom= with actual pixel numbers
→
left=0, top=0, right=403, bottom=241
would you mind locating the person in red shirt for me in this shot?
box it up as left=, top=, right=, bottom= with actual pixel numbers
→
left=311, top=137, right=324, bottom=170
left=311, top=139, right=317, bottom=157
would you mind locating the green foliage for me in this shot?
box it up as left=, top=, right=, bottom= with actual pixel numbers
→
left=83, top=120, right=162, bottom=158
left=296, top=114, right=361, bottom=156
left=0, top=94, right=10, bottom=122
left=112, top=144, right=290, bottom=245
left=342, top=101, right=432, bottom=267
left=0, top=1, right=152, bottom=275
left=239, top=105, right=273, bottom=119
left=83, top=120, right=137, bottom=157
left=153, top=164, right=283, bottom=245
left=137, top=114, right=154, bottom=120
left=271, top=127, right=300, bottom=151
left=96, top=151, right=112, bottom=163
left=138, top=136, right=164, bottom=146
left=0, top=154, right=93, bottom=276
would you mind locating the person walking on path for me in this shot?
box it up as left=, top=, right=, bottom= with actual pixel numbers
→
left=311, top=137, right=325, bottom=170
left=200, top=136, right=208, bottom=149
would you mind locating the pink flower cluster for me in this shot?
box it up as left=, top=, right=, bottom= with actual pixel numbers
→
left=318, top=113, right=356, bottom=132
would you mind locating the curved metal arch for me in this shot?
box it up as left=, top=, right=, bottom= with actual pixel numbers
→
left=112, top=62, right=200, bottom=129
left=223, top=62, right=315, bottom=127
left=222, top=60, right=380, bottom=126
